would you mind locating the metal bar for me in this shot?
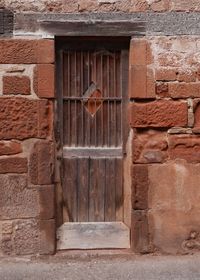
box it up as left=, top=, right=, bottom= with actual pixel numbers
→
left=81, top=51, right=84, bottom=146
left=114, top=52, right=116, bottom=97
left=75, top=51, right=77, bottom=146
left=103, top=158, right=106, bottom=221
left=67, top=51, right=70, bottom=96
left=101, top=54, right=104, bottom=147
left=67, top=100, right=70, bottom=145
left=94, top=54, right=97, bottom=147
left=114, top=52, right=117, bottom=147
left=107, top=55, right=110, bottom=146
left=120, top=52, right=123, bottom=145
left=114, top=100, right=117, bottom=147
left=63, top=96, right=122, bottom=101
left=87, top=51, right=91, bottom=147
left=67, top=52, right=70, bottom=145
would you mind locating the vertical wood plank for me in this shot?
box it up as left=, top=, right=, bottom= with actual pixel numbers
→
left=98, top=158, right=106, bottom=221
left=116, top=102, right=122, bottom=147
left=100, top=53, right=104, bottom=147
left=70, top=101, right=77, bottom=146
left=61, top=44, right=127, bottom=225
left=95, top=104, right=102, bottom=147
left=77, top=158, right=89, bottom=222
left=116, top=52, right=121, bottom=98
left=76, top=100, right=83, bottom=146
left=105, top=158, right=116, bottom=221
left=63, top=101, right=68, bottom=145
left=103, top=101, right=108, bottom=146
left=76, top=51, right=81, bottom=97
left=89, top=159, right=105, bottom=221
left=63, top=158, right=78, bottom=222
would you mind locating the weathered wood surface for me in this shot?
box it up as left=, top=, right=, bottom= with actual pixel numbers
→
left=61, top=42, right=128, bottom=224
left=39, top=20, right=145, bottom=36
left=14, top=13, right=145, bottom=36
left=62, top=158, right=123, bottom=223
left=57, top=222, right=130, bottom=249
left=89, top=159, right=105, bottom=221
left=62, top=48, right=123, bottom=148
left=63, top=158, right=78, bottom=222
left=15, top=12, right=200, bottom=36
left=0, top=9, right=13, bottom=36
left=63, top=147, right=122, bottom=157
left=77, top=158, right=89, bottom=222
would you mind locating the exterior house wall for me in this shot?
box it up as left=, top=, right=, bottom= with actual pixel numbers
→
left=0, top=39, right=55, bottom=255
left=0, top=0, right=200, bottom=256
left=130, top=37, right=200, bottom=254
left=1, top=0, right=200, bottom=12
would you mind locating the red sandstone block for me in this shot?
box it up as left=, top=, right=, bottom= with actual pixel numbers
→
left=0, top=40, right=54, bottom=64
left=148, top=162, right=200, bottom=254
left=156, top=82, right=169, bottom=97
left=0, top=174, right=37, bottom=220
left=39, top=219, right=55, bottom=254
left=197, top=69, right=200, bottom=81
left=129, top=1, right=149, bottom=12
left=169, top=83, right=200, bottom=98
left=158, top=53, right=183, bottom=68
left=132, top=165, right=148, bottom=210
left=129, top=65, right=145, bottom=98
left=177, top=71, right=196, bottom=83
left=130, top=39, right=147, bottom=66
left=150, top=0, right=169, bottom=11
left=129, top=38, right=154, bottom=99
left=3, top=76, right=30, bottom=95
left=155, top=68, right=177, bottom=81
left=38, top=185, right=55, bottom=220
left=0, top=180, right=54, bottom=222
left=131, top=210, right=150, bottom=253
left=130, top=100, right=188, bottom=128
left=0, top=157, right=27, bottom=173
left=0, top=141, right=22, bottom=156
left=146, top=67, right=155, bottom=97
left=171, top=0, right=200, bottom=11
left=169, top=135, right=200, bottom=163
left=11, top=219, right=55, bottom=255
left=129, top=66, right=155, bottom=99
left=133, top=130, right=168, bottom=164
left=34, top=64, right=55, bottom=98
left=29, top=140, right=54, bottom=185
left=0, top=97, right=50, bottom=140
left=37, top=40, right=55, bottom=64
left=129, top=38, right=152, bottom=66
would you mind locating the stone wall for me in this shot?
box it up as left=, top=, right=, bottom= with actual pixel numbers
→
left=130, top=37, right=200, bottom=254
left=0, top=39, right=55, bottom=255
left=1, top=0, right=200, bottom=256
left=1, top=0, right=200, bottom=13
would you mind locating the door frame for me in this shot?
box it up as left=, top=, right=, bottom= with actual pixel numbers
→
left=55, top=36, right=132, bottom=249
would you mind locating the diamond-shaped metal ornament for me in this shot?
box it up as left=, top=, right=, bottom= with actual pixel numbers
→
left=83, top=82, right=103, bottom=117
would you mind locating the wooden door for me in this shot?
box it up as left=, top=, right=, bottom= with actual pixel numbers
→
left=56, top=37, right=130, bottom=249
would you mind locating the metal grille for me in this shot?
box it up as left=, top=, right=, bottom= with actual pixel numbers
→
left=63, top=50, right=122, bottom=148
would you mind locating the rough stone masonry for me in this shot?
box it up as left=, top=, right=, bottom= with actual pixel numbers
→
left=1, top=0, right=200, bottom=256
